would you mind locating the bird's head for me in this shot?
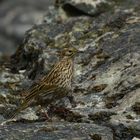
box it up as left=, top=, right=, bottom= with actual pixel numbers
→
left=60, top=47, right=78, bottom=58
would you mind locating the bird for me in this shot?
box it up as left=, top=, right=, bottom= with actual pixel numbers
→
left=8, top=47, right=78, bottom=119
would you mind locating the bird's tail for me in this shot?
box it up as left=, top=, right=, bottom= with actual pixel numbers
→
left=7, top=107, right=22, bottom=119
left=6, top=101, right=28, bottom=119
left=7, top=87, right=40, bottom=119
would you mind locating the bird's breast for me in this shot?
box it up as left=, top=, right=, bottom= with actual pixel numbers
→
left=54, top=59, right=73, bottom=88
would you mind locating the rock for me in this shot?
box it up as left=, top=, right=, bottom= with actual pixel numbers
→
left=0, top=122, right=113, bottom=140
left=55, top=0, right=111, bottom=17
left=130, top=121, right=140, bottom=138
left=0, top=0, right=54, bottom=55
left=88, top=111, right=116, bottom=124
left=132, top=102, right=140, bottom=115
left=132, top=138, right=140, bottom=140
left=110, top=123, right=134, bottom=140
left=0, top=0, right=140, bottom=139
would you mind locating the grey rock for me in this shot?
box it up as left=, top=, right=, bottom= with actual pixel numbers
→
left=55, top=0, right=111, bottom=17
left=0, top=122, right=113, bottom=140
left=0, top=0, right=54, bottom=55
left=0, top=0, right=140, bottom=139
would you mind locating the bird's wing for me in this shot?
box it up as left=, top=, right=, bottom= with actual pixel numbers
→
left=24, top=83, right=59, bottom=103
left=7, top=84, right=61, bottom=119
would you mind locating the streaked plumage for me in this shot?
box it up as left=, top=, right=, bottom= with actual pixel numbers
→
left=8, top=47, right=77, bottom=119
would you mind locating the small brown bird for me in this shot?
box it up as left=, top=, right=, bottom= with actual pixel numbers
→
left=8, top=47, right=78, bottom=119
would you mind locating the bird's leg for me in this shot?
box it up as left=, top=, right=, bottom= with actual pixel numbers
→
left=37, top=105, right=51, bottom=120
left=41, top=108, right=50, bottom=120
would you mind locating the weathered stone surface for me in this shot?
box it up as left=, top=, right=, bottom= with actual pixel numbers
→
left=0, top=0, right=54, bottom=54
left=0, top=122, right=113, bottom=140
left=132, top=138, right=140, bottom=140
left=55, top=0, right=111, bottom=17
left=0, top=0, right=140, bottom=139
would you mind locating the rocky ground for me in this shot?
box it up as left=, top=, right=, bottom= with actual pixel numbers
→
left=0, top=0, right=54, bottom=55
left=0, top=0, right=140, bottom=140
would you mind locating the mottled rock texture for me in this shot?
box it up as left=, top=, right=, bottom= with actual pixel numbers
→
left=0, top=0, right=140, bottom=139
left=0, top=0, right=54, bottom=54
left=0, top=122, right=113, bottom=140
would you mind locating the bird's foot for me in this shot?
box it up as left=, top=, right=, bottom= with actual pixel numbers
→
left=37, top=105, right=52, bottom=121
left=43, top=111, right=52, bottom=121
